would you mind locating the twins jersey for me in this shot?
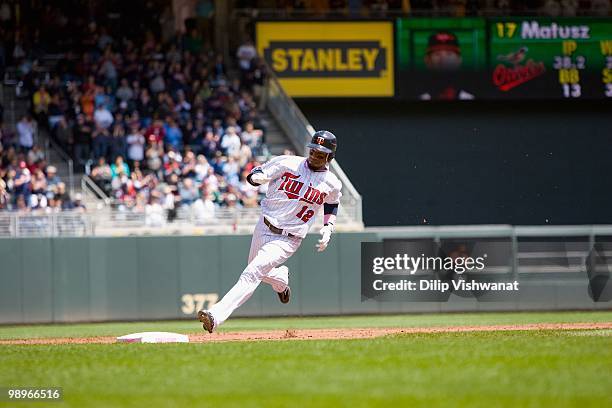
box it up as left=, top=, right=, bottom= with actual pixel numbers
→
left=256, top=155, right=342, bottom=238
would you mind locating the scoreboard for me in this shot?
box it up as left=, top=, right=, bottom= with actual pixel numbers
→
left=396, top=17, right=612, bottom=100
left=490, top=18, right=612, bottom=99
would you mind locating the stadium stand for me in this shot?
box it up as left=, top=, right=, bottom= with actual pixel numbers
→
left=0, top=1, right=280, bottom=219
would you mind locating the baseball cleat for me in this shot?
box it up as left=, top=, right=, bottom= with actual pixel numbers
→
left=197, top=310, right=215, bottom=333
left=277, top=286, right=291, bottom=304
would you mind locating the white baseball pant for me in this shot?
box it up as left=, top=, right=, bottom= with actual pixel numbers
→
left=208, top=217, right=302, bottom=327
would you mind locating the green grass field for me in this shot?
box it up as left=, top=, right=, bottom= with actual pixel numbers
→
left=1, top=311, right=611, bottom=407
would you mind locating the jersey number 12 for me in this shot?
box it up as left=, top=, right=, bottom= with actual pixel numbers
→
left=296, top=206, right=315, bottom=222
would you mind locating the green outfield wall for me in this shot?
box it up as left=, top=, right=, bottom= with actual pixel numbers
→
left=0, top=232, right=610, bottom=324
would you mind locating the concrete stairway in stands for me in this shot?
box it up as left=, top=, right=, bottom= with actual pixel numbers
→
left=258, top=110, right=295, bottom=155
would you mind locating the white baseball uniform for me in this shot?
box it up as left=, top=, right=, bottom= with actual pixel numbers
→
left=208, top=155, right=342, bottom=327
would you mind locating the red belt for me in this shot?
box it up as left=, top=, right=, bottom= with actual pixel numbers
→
left=264, top=218, right=296, bottom=238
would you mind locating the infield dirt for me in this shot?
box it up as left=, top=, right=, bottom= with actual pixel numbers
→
left=2, top=322, right=610, bottom=345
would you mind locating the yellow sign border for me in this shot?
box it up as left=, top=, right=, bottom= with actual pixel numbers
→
left=256, top=21, right=395, bottom=97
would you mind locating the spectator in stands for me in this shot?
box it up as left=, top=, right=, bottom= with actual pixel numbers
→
left=149, top=64, right=166, bottom=94
left=137, top=89, right=155, bottom=125
left=161, top=184, right=177, bottom=221
left=16, top=115, right=35, bottom=152
left=90, top=157, right=112, bottom=194
left=193, top=197, right=215, bottom=221
left=174, top=90, right=192, bottom=122
left=239, top=173, right=259, bottom=208
left=32, top=86, right=51, bottom=128
left=98, top=49, right=119, bottom=89
left=242, top=56, right=267, bottom=95
left=46, top=165, right=61, bottom=187
left=24, top=154, right=37, bottom=174
left=225, top=117, right=242, bottom=135
left=202, top=166, right=220, bottom=197
left=221, top=126, right=241, bottom=157
left=145, top=140, right=164, bottom=178
left=202, top=130, right=220, bottom=159
left=3, top=167, right=16, bottom=201
left=116, top=78, right=134, bottom=103
left=237, top=38, right=257, bottom=75
left=179, top=177, right=199, bottom=206
left=145, top=195, right=165, bottom=227
left=222, top=156, right=240, bottom=187
left=80, top=88, right=96, bottom=119
left=194, top=154, right=211, bottom=183
left=55, top=182, right=72, bottom=210
left=183, top=118, right=201, bottom=152
left=223, top=192, right=241, bottom=209
left=241, top=121, right=264, bottom=156
left=27, top=145, right=45, bottom=165
left=236, top=140, right=253, bottom=168
left=210, top=151, right=225, bottom=175
left=13, top=161, right=31, bottom=202
left=93, top=103, right=113, bottom=130
left=29, top=168, right=48, bottom=209
left=0, top=179, right=8, bottom=210
left=110, top=122, right=127, bottom=161
left=164, top=117, right=183, bottom=151
left=110, top=156, right=130, bottom=180
left=126, top=124, right=145, bottom=166
left=72, top=193, right=86, bottom=212
left=145, top=118, right=166, bottom=145
left=163, top=150, right=182, bottom=180
left=181, top=151, right=197, bottom=179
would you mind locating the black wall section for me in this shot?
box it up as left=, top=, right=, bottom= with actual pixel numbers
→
left=298, top=100, right=612, bottom=226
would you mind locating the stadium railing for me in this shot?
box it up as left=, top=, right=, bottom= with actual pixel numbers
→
left=0, top=201, right=361, bottom=237
left=0, top=211, right=93, bottom=237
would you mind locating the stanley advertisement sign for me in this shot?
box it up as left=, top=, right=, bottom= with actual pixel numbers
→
left=256, top=22, right=394, bottom=97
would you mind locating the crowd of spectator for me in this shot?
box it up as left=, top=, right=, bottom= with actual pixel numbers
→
left=2, top=75, right=85, bottom=213
left=0, top=140, right=85, bottom=212
left=1, top=2, right=275, bottom=220
left=66, top=30, right=270, bottom=219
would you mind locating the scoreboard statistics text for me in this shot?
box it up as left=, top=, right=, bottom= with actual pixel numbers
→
left=397, top=17, right=612, bottom=100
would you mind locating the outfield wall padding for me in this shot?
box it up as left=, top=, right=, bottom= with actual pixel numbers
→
left=0, top=233, right=610, bottom=324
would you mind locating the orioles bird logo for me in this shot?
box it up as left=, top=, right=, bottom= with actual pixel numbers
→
left=497, top=46, right=528, bottom=66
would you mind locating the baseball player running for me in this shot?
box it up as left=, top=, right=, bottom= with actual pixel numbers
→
left=197, top=130, right=342, bottom=333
